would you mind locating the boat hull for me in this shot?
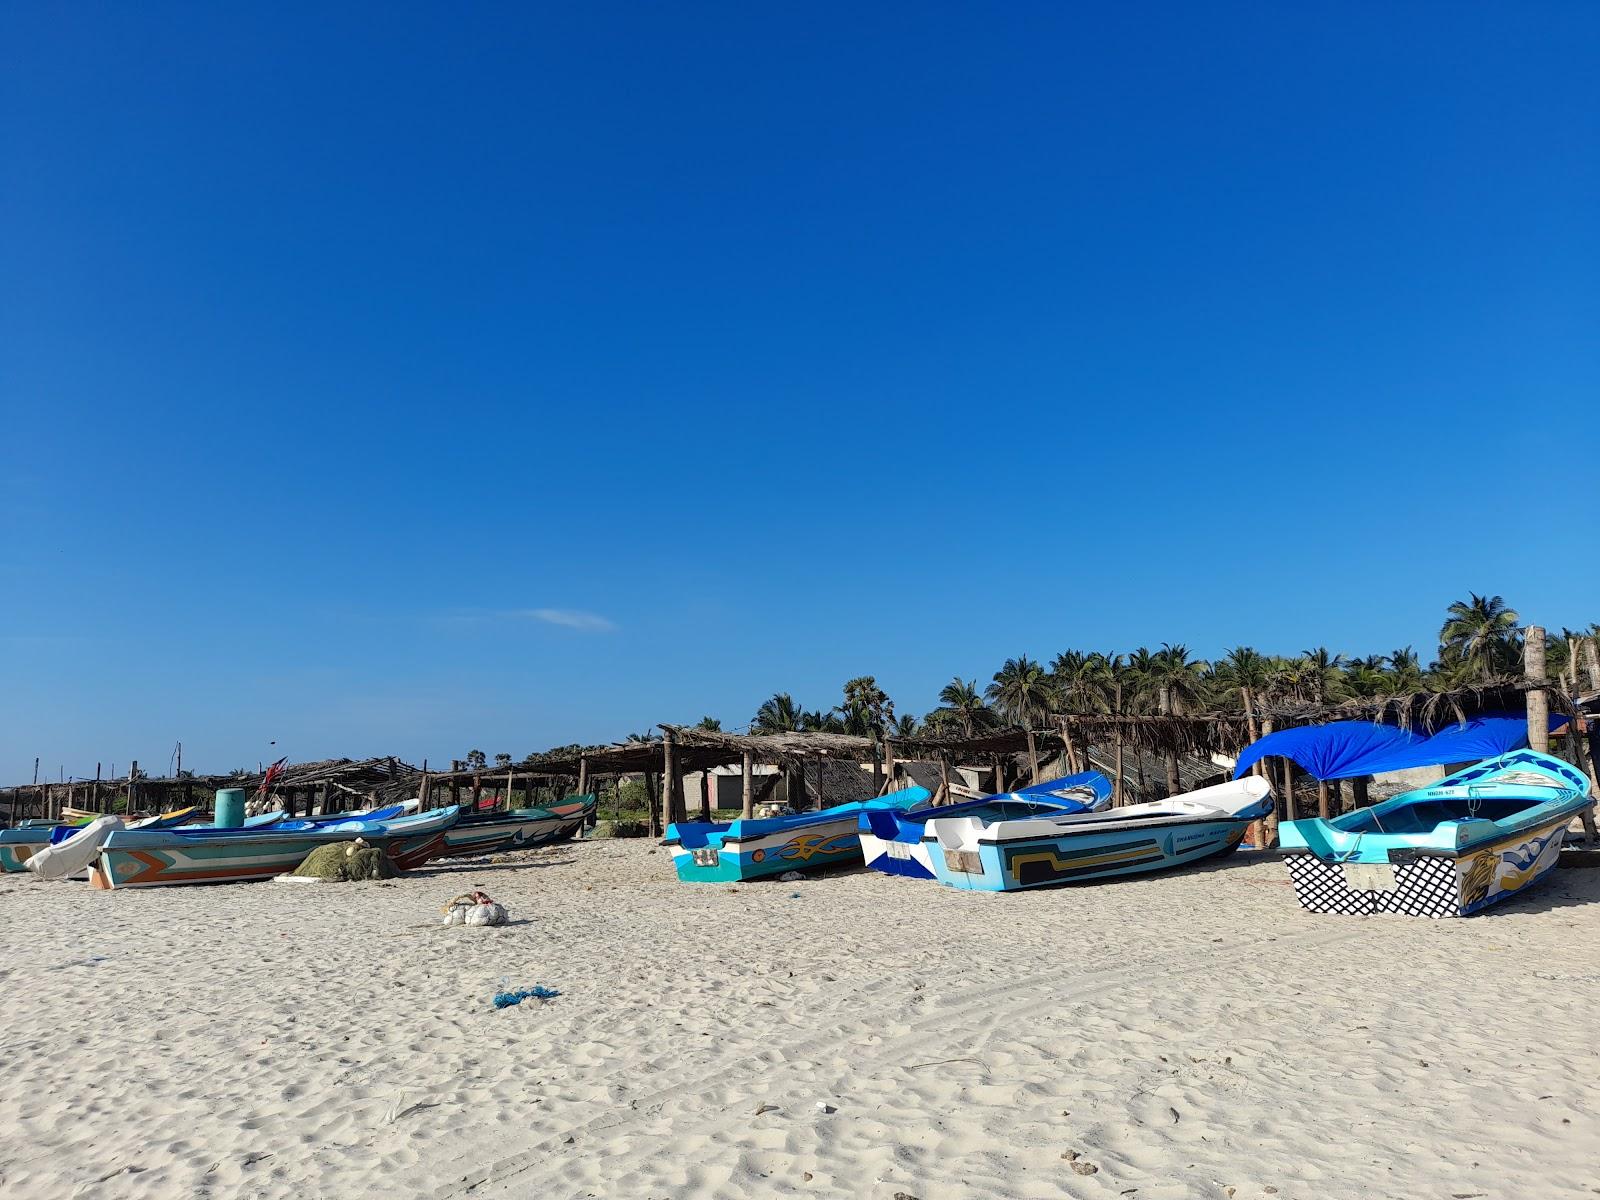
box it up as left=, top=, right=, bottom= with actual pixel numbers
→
left=930, top=817, right=1254, bottom=891
left=1284, top=811, right=1573, bottom=918
left=440, top=798, right=595, bottom=858
left=1280, top=750, right=1592, bottom=918
left=666, top=788, right=930, bottom=884
left=669, top=813, right=864, bottom=882
left=93, top=809, right=461, bottom=888
left=925, top=777, right=1272, bottom=892
left=860, top=775, right=1113, bottom=882
left=0, top=830, right=49, bottom=872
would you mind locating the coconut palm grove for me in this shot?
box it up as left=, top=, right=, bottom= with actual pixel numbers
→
left=721, top=594, right=1593, bottom=743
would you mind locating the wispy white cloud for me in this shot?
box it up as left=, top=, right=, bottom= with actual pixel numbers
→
left=518, top=608, right=617, bottom=633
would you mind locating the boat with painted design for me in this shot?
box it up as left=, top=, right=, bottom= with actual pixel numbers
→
left=666, top=787, right=930, bottom=883
left=439, top=795, right=597, bottom=858
left=926, top=777, right=1273, bottom=891
left=1279, top=750, right=1592, bottom=918
left=92, top=806, right=464, bottom=888
left=859, top=772, right=1112, bottom=880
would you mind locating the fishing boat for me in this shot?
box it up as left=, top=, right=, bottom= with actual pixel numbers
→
left=925, top=776, right=1273, bottom=891
left=1279, top=750, right=1593, bottom=918
left=2, top=804, right=208, bottom=873
left=0, top=827, right=51, bottom=872
left=91, top=806, right=463, bottom=888
left=858, top=772, right=1112, bottom=880
left=665, top=787, right=931, bottom=883
left=439, top=795, right=596, bottom=858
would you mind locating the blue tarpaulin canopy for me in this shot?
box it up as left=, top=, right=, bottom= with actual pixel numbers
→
left=1232, top=715, right=1544, bottom=781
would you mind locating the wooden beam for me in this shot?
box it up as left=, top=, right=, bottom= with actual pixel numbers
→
left=1526, top=625, right=1549, bottom=753
left=417, top=761, right=431, bottom=812
left=741, top=751, right=754, bottom=820
left=661, top=728, right=685, bottom=826
left=1024, top=728, right=1040, bottom=784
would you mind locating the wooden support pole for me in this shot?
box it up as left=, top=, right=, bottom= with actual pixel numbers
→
left=1585, top=637, right=1600, bottom=692
left=505, top=770, right=514, bottom=812
left=1024, top=728, right=1041, bottom=784
left=741, top=751, right=754, bottom=820
left=1526, top=626, right=1549, bottom=753
left=645, top=771, right=661, bottom=838
left=661, top=729, right=685, bottom=826
left=128, top=760, right=138, bottom=817
left=882, top=738, right=897, bottom=796
left=93, top=763, right=102, bottom=813
left=577, top=756, right=590, bottom=798
left=936, top=753, right=952, bottom=806
left=1158, top=687, right=1182, bottom=799
left=471, top=773, right=483, bottom=811
left=1352, top=775, right=1370, bottom=809
left=1317, top=778, right=1331, bottom=820
left=699, top=766, right=711, bottom=822
left=417, top=760, right=430, bottom=812
left=1113, top=683, right=1126, bottom=808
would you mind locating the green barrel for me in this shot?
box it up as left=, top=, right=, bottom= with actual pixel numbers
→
left=214, top=788, right=248, bottom=829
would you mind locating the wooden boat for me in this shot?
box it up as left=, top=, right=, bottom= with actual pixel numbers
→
left=858, top=772, right=1112, bottom=880
left=1280, top=750, right=1593, bottom=917
left=0, top=827, right=51, bottom=872
left=91, top=806, right=463, bottom=888
left=926, top=777, right=1273, bottom=891
left=665, top=787, right=930, bottom=883
left=439, top=795, right=596, bottom=858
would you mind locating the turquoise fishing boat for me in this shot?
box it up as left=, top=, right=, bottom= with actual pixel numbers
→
left=92, top=806, right=463, bottom=888
left=0, top=827, right=51, bottom=872
left=858, top=772, right=1112, bottom=881
left=1280, top=750, right=1592, bottom=917
left=926, top=777, right=1273, bottom=891
left=665, top=787, right=930, bottom=883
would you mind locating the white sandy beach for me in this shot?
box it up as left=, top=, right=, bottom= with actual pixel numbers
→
left=3, top=841, right=1599, bottom=1200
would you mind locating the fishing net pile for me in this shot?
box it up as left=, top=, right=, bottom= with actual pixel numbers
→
left=291, top=840, right=398, bottom=881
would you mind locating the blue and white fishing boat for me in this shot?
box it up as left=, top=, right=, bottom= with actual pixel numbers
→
left=926, top=776, right=1272, bottom=891
left=665, top=787, right=930, bottom=883
left=1279, top=750, right=1593, bottom=918
left=858, top=772, right=1112, bottom=880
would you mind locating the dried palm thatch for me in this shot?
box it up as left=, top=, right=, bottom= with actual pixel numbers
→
left=1256, top=676, right=1577, bottom=732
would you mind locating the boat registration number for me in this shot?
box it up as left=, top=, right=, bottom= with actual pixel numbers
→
left=885, top=842, right=912, bottom=860
left=691, top=848, right=720, bottom=867
left=1342, top=863, right=1397, bottom=892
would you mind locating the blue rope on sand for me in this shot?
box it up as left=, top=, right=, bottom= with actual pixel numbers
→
left=493, top=985, right=561, bottom=1009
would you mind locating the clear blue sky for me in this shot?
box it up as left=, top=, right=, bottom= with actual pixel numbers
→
left=3, top=3, right=1597, bottom=782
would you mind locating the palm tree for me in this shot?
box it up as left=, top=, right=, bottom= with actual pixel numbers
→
left=1387, top=646, right=1425, bottom=692
left=986, top=655, right=1055, bottom=726
left=799, top=709, right=844, bottom=733
left=987, top=655, right=1056, bottom=782
left=1151, top=644, right=1207, bottom=797
left=1123, top=647, right=1160, bottom=713
left=838, top=676, right=895, bottom=788
left=1438, top=593, right=1522, bottom=682
left=695, top=716, right=722, bottom=732
left=893, top=713, right=920, bottom=737
left=1342, top=660, right=1388, bottom=699
left=1299, top=647, right=1347, bottom=705
left=1215, top=646, right=1271, bottom=739
left=1051, top=650, right=1114, bottom=774
left=932, top=678, right=995, bottom=738
left=1051, top=650, right=1111, bottom=714
left=752, top=693, right=802, bottom=734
